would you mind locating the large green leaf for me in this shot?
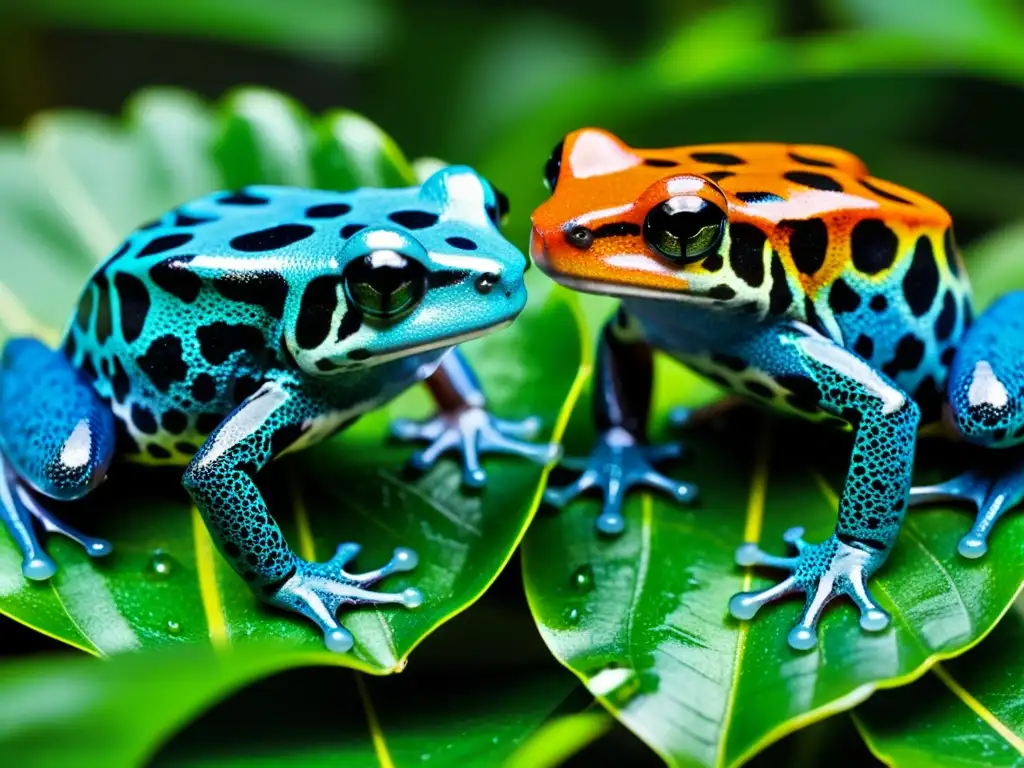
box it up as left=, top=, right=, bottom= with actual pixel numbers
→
left=0, top=86, right=585, bottom=672
left=523, top=282, right=1024, bottom=764
left=852, top=597, right=1024, bottom=767
left=0, top=623, right=581, bottom=768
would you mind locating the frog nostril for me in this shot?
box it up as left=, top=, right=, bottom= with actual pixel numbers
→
left=474, top=272, right=500, bottom=294
left=565, top=225, right=594, bottom=250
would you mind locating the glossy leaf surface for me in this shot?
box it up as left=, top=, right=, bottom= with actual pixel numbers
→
left=0, top=86, right=584, bottom=672
left=853, top=598, right=1024, bottom=767
left=523, top=286, right=1024, bottom=767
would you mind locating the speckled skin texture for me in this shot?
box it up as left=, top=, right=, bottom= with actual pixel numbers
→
left=531, top=128, right=1024, bottom=649
left=0, top=166, right=555, bottom=652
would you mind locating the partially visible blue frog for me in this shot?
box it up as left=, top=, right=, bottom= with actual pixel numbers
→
left=0, top=166, right=557, bottom=652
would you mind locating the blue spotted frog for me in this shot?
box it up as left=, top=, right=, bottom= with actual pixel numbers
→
left=0, top=166, right=556, bottom=653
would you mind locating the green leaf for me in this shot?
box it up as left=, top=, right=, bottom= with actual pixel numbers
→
left=15, top=0, right=396, bottom=63
left=852, top=598, right=1024, bottom=767
left=0, top=573, right=586, bottom=768
left=0, top=641, right=581, bottom=768
left=523, top=301, right=1024, bottom=763
left=0, top=86, right=585, bottom=673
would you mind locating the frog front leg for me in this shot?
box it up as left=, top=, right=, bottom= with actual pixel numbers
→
left=183, top=379, right=422, bottom=653
left=543, top=308, right=698, bottom=535
left=391, top=348, right=560, bottom=487
left=726, top=322, right=920, bottom=651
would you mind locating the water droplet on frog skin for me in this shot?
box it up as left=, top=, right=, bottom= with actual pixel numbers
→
left=569, top=564, right=594, bottom=593
left=166, top=620, right=181, bottom=636
left=146, top=551, right=175, bottom=580
left=565, top=607, right=581, bottom=625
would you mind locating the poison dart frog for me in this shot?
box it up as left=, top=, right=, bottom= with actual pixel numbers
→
left=0, top=165, right=557, bottom=653
left=531, top=128, right=1024, bottom=650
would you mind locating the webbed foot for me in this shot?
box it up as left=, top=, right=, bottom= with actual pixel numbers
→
left=543, top=426, right=698, bottom=536
left=392, top=407, right=560, bottom=488
left=728, top=529, right=890, bottom=651
left=267, top=543, right=423, bottom=653
left=910, top=459, right=1024, bottom=558
left=0, top=454, right=111, bottom=580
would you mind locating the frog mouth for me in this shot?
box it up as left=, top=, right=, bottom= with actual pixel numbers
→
left=335, top=319, right=515, bottom=369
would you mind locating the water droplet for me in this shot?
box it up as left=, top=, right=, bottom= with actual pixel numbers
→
left=565, top=607, right=581, bottom=625
left=146, top=551, right=174, bottom=580
left=569, top=565, right=594, bottom=593
left=166, top=620, right=181, bottom=636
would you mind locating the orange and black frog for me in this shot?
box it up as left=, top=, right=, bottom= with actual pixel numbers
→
left=530, top=128, right=1024, bottom=650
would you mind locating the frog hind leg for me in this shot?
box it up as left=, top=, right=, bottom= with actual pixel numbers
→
left=910, top=291, right=1024, bottom=557
left=726, top=323, right=919, bottom=650
left=0, top=338, right=115, bottom=578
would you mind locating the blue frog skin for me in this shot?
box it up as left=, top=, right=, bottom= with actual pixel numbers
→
left=0, top=166, right=557, bottom=653
left=530, top=128, right=1024, bottom=651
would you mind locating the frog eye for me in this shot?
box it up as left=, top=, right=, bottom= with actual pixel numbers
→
left=344, top=251, right=426, bottom=319
left=543, top=139, right=565, bottom=193
left=643, top=196, right=726, bottom=263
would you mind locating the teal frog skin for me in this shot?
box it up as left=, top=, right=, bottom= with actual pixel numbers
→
left=531, top=129, right=1024, bottom=650
left=0, top=166, right=556, bottom=653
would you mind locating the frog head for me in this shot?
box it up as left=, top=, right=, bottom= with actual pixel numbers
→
left=531, top=128, right=738, bottom=306
left=290, top=166, right=528, bottom=374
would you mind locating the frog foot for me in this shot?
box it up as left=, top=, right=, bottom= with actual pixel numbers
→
left=268, top=543, right=423, bottom=653
left=543, top=426, right=697, bottom=536
left=728, top=529, right=890, bottom=651
left=910, top=461, right=1024, bottom=559
left=0, top=456, right=111, bottom=580
left=392, top=407, right=560, bottom=488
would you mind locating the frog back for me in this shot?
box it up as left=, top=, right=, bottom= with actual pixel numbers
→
left=60, top=186, right=363, bottom=464
left=630, top=141, right=971, bottom=412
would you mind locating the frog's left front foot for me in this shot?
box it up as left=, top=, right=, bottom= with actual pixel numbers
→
left=728, top=529, right=891, bottom=651
left=392, top=408, right=560, bottom=488
left=910, top=459, right=1024, bottom=559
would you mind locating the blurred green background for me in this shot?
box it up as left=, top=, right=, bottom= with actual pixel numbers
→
left=6, top=0, right=1024, bottom=261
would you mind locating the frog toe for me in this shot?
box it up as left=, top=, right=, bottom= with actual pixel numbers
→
left=268, top=545, right=423, bottom=653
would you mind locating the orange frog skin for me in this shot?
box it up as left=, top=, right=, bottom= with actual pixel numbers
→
left=530, top=128, right=1024, bottom=651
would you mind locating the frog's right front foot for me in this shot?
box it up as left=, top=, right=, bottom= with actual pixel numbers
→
left=267, top=543, right=423, bottom=653
left=543, top=426, right=698, bottom=535
left=728, top=529, right=891, bottom=651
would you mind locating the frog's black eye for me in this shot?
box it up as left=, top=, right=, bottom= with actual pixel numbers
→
left=544, top=139, right=565, bottom=193
left=344, top=251, right=426, bottom=319
left=643, top=196, right=726, bottom=264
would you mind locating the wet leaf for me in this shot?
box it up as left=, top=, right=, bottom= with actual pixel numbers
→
left=523, top=261, right=1024, bottom=766
left=853, top=597, right=1024, bottom=767
left=0, top=86, right=585, bottom=672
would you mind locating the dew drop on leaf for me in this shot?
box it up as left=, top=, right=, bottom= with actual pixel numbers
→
left=146, top=551, right=175, bottom=580
left=569, top=564, right=594, bottom=592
